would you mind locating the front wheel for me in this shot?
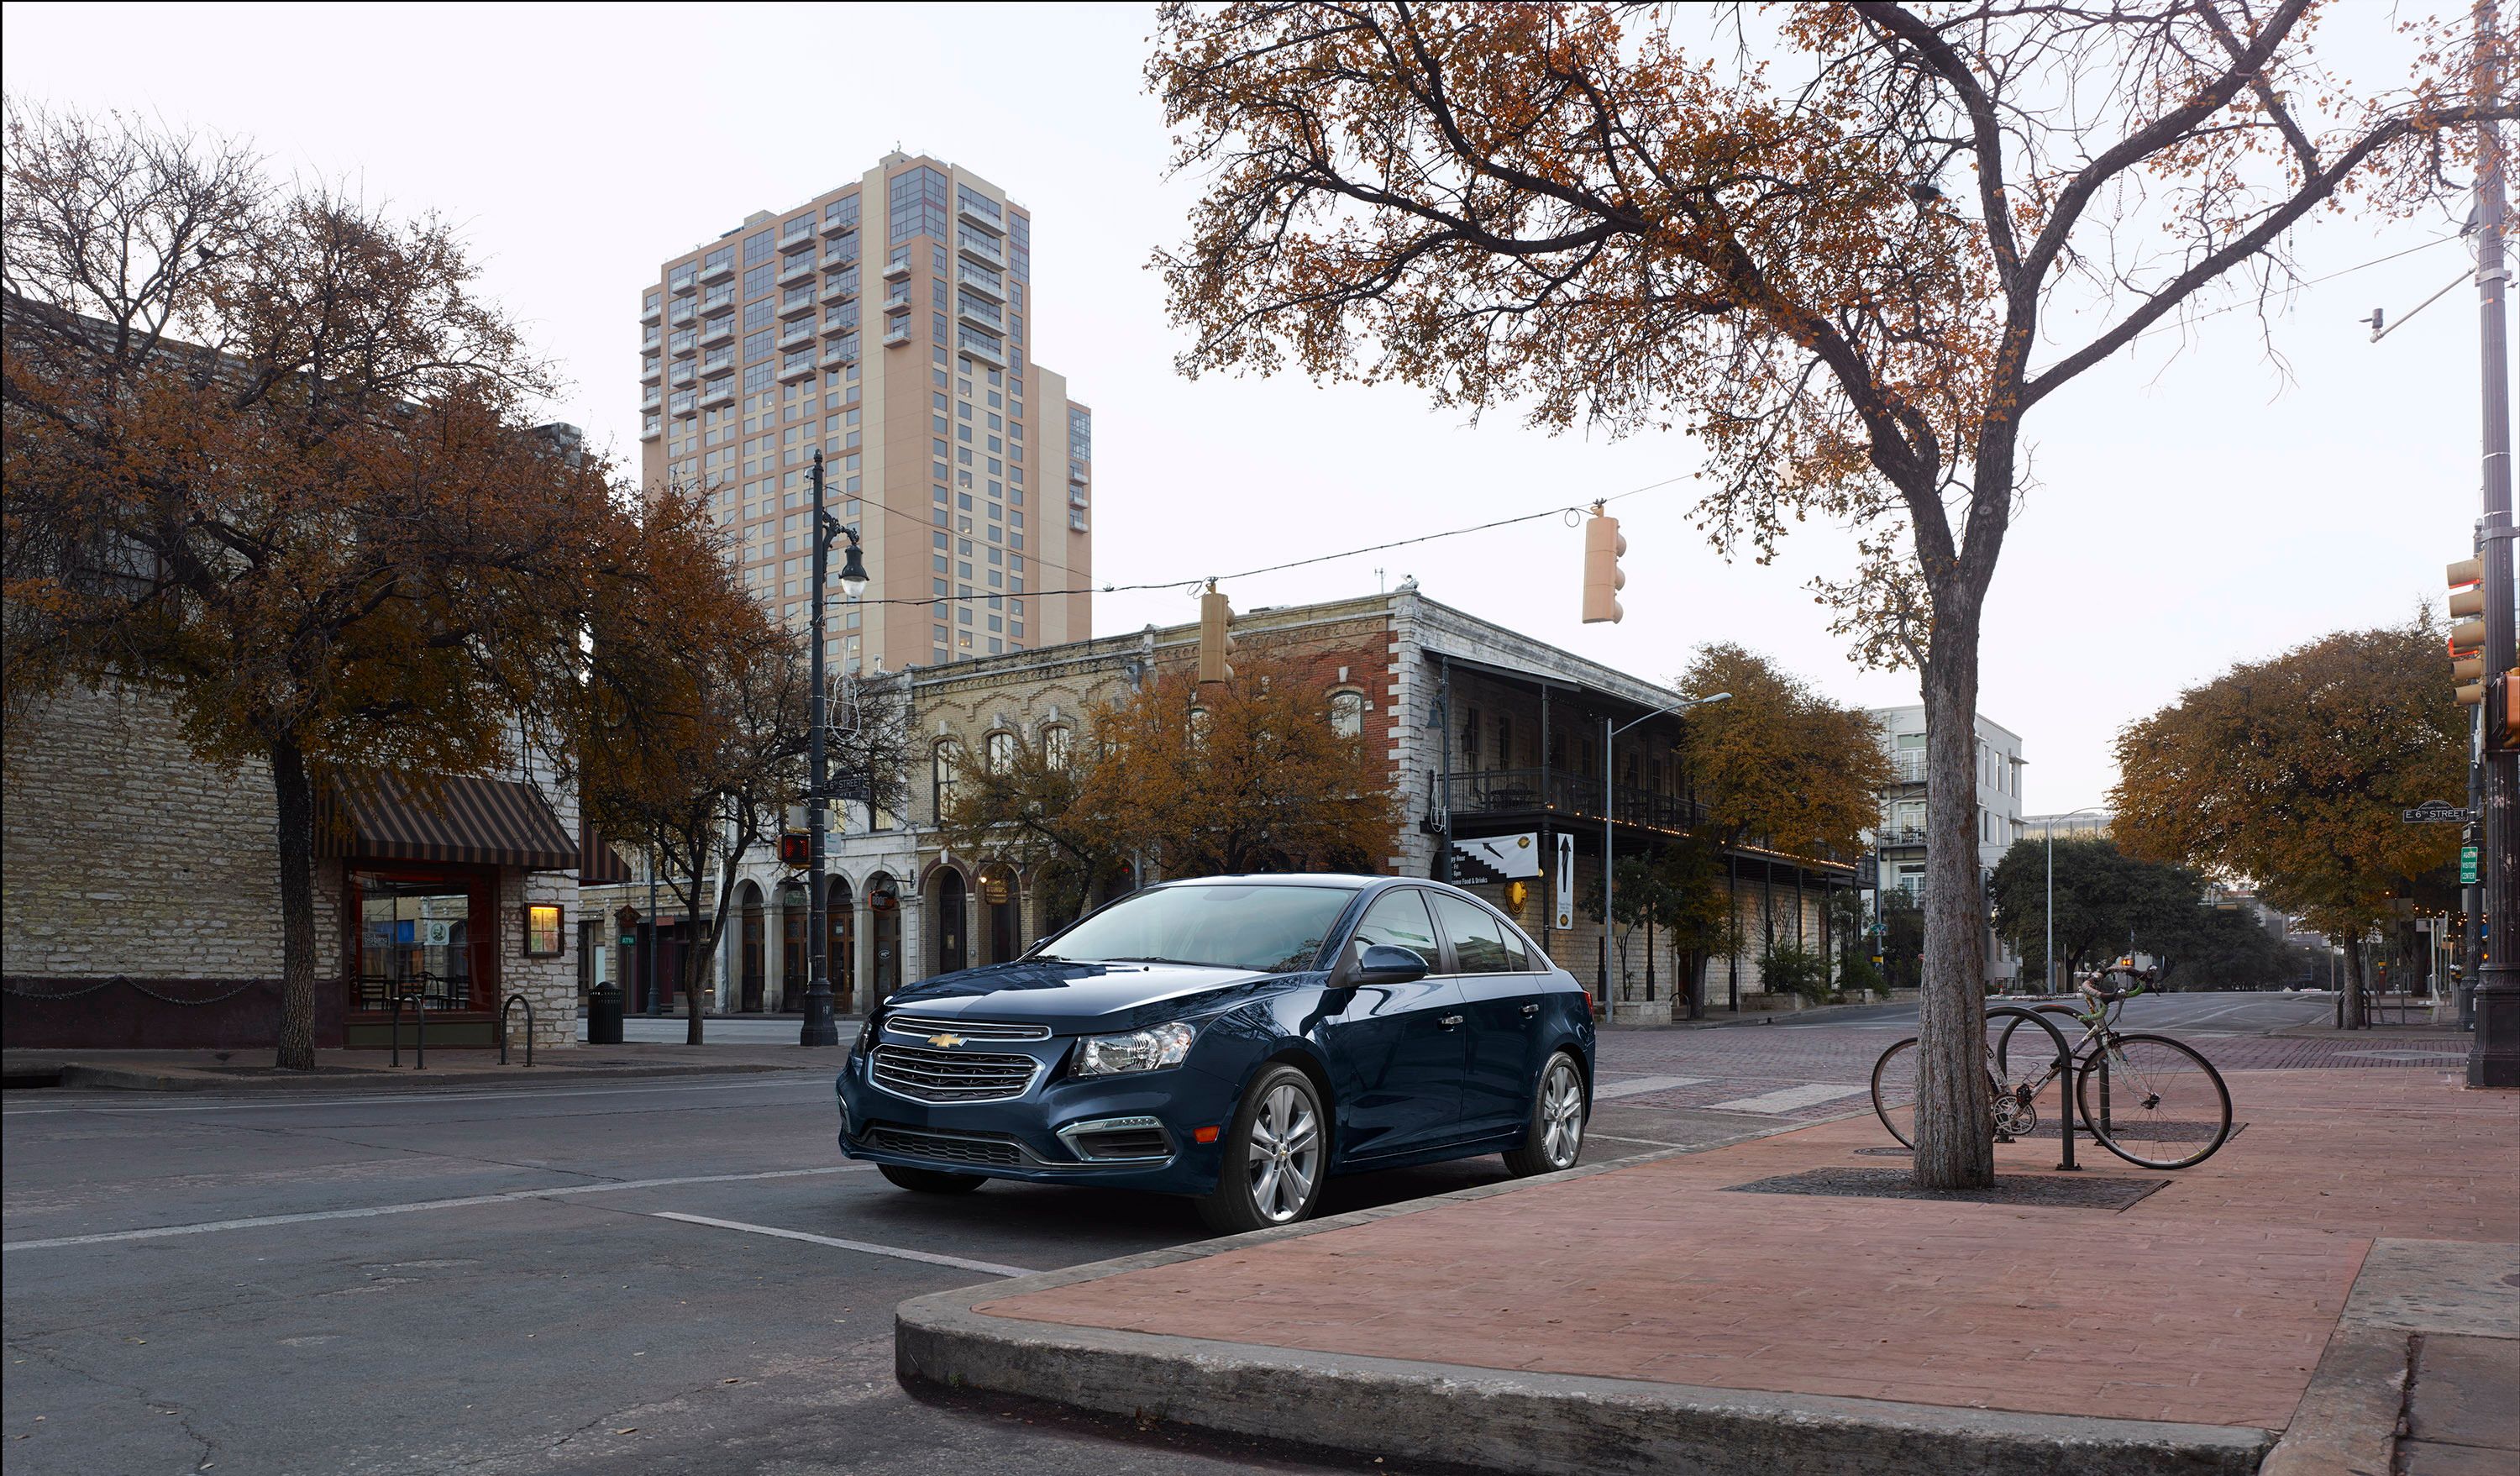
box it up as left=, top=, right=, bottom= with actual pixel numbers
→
left=1196, top=1065, right=1327, bottom=1235
left=1502, top=1051, right=1588, bottom=1176
left=2076, top=1033, right=2232, bottom=1169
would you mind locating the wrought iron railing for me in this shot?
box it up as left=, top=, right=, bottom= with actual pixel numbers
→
left=1433, top=767, right=1709, bottom=833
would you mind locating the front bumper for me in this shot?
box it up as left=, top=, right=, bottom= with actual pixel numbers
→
left=835, top=1042, right=1237, bottom=1195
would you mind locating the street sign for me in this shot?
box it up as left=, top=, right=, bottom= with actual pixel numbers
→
left=2402, top=799, right=2476, bottom=823
left=2463, top=845, right=2481, bottom=885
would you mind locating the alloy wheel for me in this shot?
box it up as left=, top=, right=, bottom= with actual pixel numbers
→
left=1244, top=1080, right=1321, bottom=1223
left=1540, top=1058, right=1584, bottom=1168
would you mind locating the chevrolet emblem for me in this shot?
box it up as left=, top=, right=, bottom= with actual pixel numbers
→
left=927, top=1032, right=966, bottom=1048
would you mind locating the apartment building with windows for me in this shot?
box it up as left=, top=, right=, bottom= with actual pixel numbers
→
left=1869, top=704, right=2026, bottom=987
left=638, top=152, right=1093, bottom=675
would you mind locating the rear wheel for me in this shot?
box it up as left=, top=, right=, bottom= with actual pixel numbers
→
left=879, top=1163, right=987, bottom=1195
left=1196, top=1065, right=1326, bottom=1235
left=2076, top=1032, right=2232, bottom=1169
left=1502, top=1051, right=1588, bottom=1177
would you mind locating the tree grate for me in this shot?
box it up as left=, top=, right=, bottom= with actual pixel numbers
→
left=1726, top=1166, right=2167, bottom=1211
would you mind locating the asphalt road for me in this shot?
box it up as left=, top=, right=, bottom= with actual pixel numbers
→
left=0, top=990, right=2396, bottom=1475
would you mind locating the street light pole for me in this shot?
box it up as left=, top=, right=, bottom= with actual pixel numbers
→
left=1602, top=692, right=1730, bottom=1022
left=801, top=450, right=870, bottom=1049
left=2472, top=0, right=2520, bottom=1087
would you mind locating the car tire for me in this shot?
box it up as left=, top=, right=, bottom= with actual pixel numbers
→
left=879, top=1163, right=987, bottom=1195
left=1501, top=1050, right=1587, bottom=1178
left=1195, top=1064, right=1327, bottom=1235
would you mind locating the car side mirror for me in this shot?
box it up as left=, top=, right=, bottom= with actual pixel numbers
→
left=1352, top=944, right=1430, bottom=985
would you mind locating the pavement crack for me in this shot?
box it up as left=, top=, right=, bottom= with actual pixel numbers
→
left=8, top=1337, right=218, bottom=1470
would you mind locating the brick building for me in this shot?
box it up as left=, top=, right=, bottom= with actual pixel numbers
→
left=620, top=586, right=1856, bottom=1022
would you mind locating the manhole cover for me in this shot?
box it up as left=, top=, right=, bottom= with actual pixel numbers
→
left=1853, top=1146, right=1913, bottom=1157
left=1726, top=1166, right=2167, bottom=1211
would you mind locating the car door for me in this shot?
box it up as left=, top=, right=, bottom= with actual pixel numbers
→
left=1319, top=887, right=1467, bottom=1160
left=1426, top=890, right=1547, bottom=1134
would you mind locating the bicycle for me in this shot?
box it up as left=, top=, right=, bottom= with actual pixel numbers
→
left=1870, top=964, right=2234, bottom=1170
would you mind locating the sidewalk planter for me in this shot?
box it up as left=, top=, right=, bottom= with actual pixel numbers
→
left=1609, top=997, right=1673, bottom=1026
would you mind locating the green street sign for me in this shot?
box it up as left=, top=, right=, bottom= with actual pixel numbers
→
left=2461, top=846, right=2480, bottom=886
left=618, top=933, right=636, bottom=950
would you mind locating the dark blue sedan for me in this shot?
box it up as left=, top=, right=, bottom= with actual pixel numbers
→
left=836, top=874, right=1596, bottom=1232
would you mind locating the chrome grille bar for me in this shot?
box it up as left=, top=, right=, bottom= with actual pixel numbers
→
left=884, top=1013, right=1052, bottom=1042
left=869, top=1043, right=1039, bottom=1103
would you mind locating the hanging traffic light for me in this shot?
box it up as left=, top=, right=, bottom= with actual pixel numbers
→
left=2449, top=557, right=2486, bottom=704
left=1582, top=504, right=1625, bottom=624
left=1198, top=582, right=1236, bottom=685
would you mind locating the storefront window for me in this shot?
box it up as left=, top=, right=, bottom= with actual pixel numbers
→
left=352, top=869, right=486, bottom=1011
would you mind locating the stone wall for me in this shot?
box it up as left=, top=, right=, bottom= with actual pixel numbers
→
left=4, top=682, right=344, bottom=983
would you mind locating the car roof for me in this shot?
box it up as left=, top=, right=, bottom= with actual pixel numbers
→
left=1160, top=872, right=1386, bottom=888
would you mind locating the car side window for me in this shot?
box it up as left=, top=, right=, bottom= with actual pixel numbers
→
left=1428, top=893, right=1512, bottom=974
left=1349, top=888, right=1441, bottom=969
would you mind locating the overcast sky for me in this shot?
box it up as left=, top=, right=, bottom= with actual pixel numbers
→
left=4, top=3, right=2492, bottom=814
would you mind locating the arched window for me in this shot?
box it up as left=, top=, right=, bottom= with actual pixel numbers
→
left=932, top=738, right=965, bottom=817
left=1328, top=689, right=1364, bottom=738
left=1041, top=723, right=1072, bottom=770
left=984, top=729, right=1015, bottom=774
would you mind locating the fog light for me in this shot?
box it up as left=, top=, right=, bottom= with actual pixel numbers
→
left=1193, top=1125, right=1221, bottom=1144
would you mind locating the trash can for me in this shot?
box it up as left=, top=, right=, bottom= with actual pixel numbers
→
left=587, top=981, right=624, bottom=1045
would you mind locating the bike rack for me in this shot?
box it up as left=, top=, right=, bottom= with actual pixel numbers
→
left=499, top=992, right=535, bottom=1067
left=1985, top=1005, right=2077, bottom=1171
left=389, top=990, right=427, bottom=1070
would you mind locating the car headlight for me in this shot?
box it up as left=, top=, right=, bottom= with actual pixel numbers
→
left=1074, top=1021, right=1197, bottom=1077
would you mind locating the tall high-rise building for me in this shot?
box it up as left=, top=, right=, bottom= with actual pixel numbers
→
left=638, top=152, right=1093, bottom=675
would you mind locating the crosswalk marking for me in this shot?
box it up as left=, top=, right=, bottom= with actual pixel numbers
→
left=1704, top=1083, right=1870, bottom=1115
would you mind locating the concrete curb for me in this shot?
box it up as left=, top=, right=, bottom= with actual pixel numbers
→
left=50, top=1060, right=821, bottom=1093
left=895, top=1138, right=2272, bottom=1476
left=897, top=1260, right=2271, bottom=1476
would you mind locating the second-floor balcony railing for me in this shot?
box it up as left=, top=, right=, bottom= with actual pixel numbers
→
left=1433, top=767, right=1708, bottom=834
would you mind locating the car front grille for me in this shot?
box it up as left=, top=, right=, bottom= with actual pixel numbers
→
left=861, top=1125, right=1027, bottom=1168
left=869, top=1043, right=1039, bottom=1102
left=884, top=1013, right=1052, bottom=1042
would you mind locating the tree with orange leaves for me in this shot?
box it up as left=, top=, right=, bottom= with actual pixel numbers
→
left=1148, top=1, right=2508, bottom=1187
left=4, top=104, right=648, bottom=1069
left=1081, top=657, right=1399, bottom=880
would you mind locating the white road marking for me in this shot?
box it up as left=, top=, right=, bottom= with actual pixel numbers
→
left=1592, top=1074, right=1708, bottom=1100
left=649, top=1211, right=1033, bottom=1278
left=1704, top=1083, right=1870, bottom=1114
left=1, top=1074, right=830, bottom=1116
left=2, top=1164, right=874, bottom=1252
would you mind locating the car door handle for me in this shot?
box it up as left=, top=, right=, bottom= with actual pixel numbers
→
left=1438, top=1015, right=1464, bottom=1028
left=1520, top=1003, right=1541, bottom=1016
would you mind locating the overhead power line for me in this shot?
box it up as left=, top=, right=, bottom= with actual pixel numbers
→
left=846, top=471, right=1697, bottom=609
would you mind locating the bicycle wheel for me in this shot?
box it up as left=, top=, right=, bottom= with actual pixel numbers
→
left=1870, top=1037, right=1919, bottom=1148
left=2076, top=1033, right=2232, bottom=1169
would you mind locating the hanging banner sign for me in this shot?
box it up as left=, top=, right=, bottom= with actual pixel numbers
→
left=1553, top=833, right=1576, bottom=931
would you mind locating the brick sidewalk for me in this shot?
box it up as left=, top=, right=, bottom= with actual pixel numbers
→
left=974, top=1069, right=2517, bottom=1436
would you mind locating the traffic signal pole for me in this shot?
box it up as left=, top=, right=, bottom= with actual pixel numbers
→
left=2472, top=0, right=2520, bottom=1088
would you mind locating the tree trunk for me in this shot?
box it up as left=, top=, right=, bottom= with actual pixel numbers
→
left=2342, top=935, right=2368, bottom=1029
left=1912, top=617, right=1996, bottom=1190
left=267, top=740, right=320, bottom=1072
left=1686, top=951, right=1709, bottom=1020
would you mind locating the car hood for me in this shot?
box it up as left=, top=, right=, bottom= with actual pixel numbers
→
left=878, top=958, right=1302, bottom=1032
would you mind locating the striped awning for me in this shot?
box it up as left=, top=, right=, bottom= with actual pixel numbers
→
left=579, top=820, right=633, bottom=884
left=317, top=770, right=577, bottom=871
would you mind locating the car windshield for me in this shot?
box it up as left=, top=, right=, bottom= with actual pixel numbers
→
left=1033, top=884, right=1358, bottom=974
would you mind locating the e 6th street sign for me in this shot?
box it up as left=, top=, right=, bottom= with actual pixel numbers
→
left=2402, top=800, right=2476, bottom=824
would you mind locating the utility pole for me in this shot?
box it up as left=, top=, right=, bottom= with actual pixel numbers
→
left=2474, top=0, right=2520, bottom=1087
